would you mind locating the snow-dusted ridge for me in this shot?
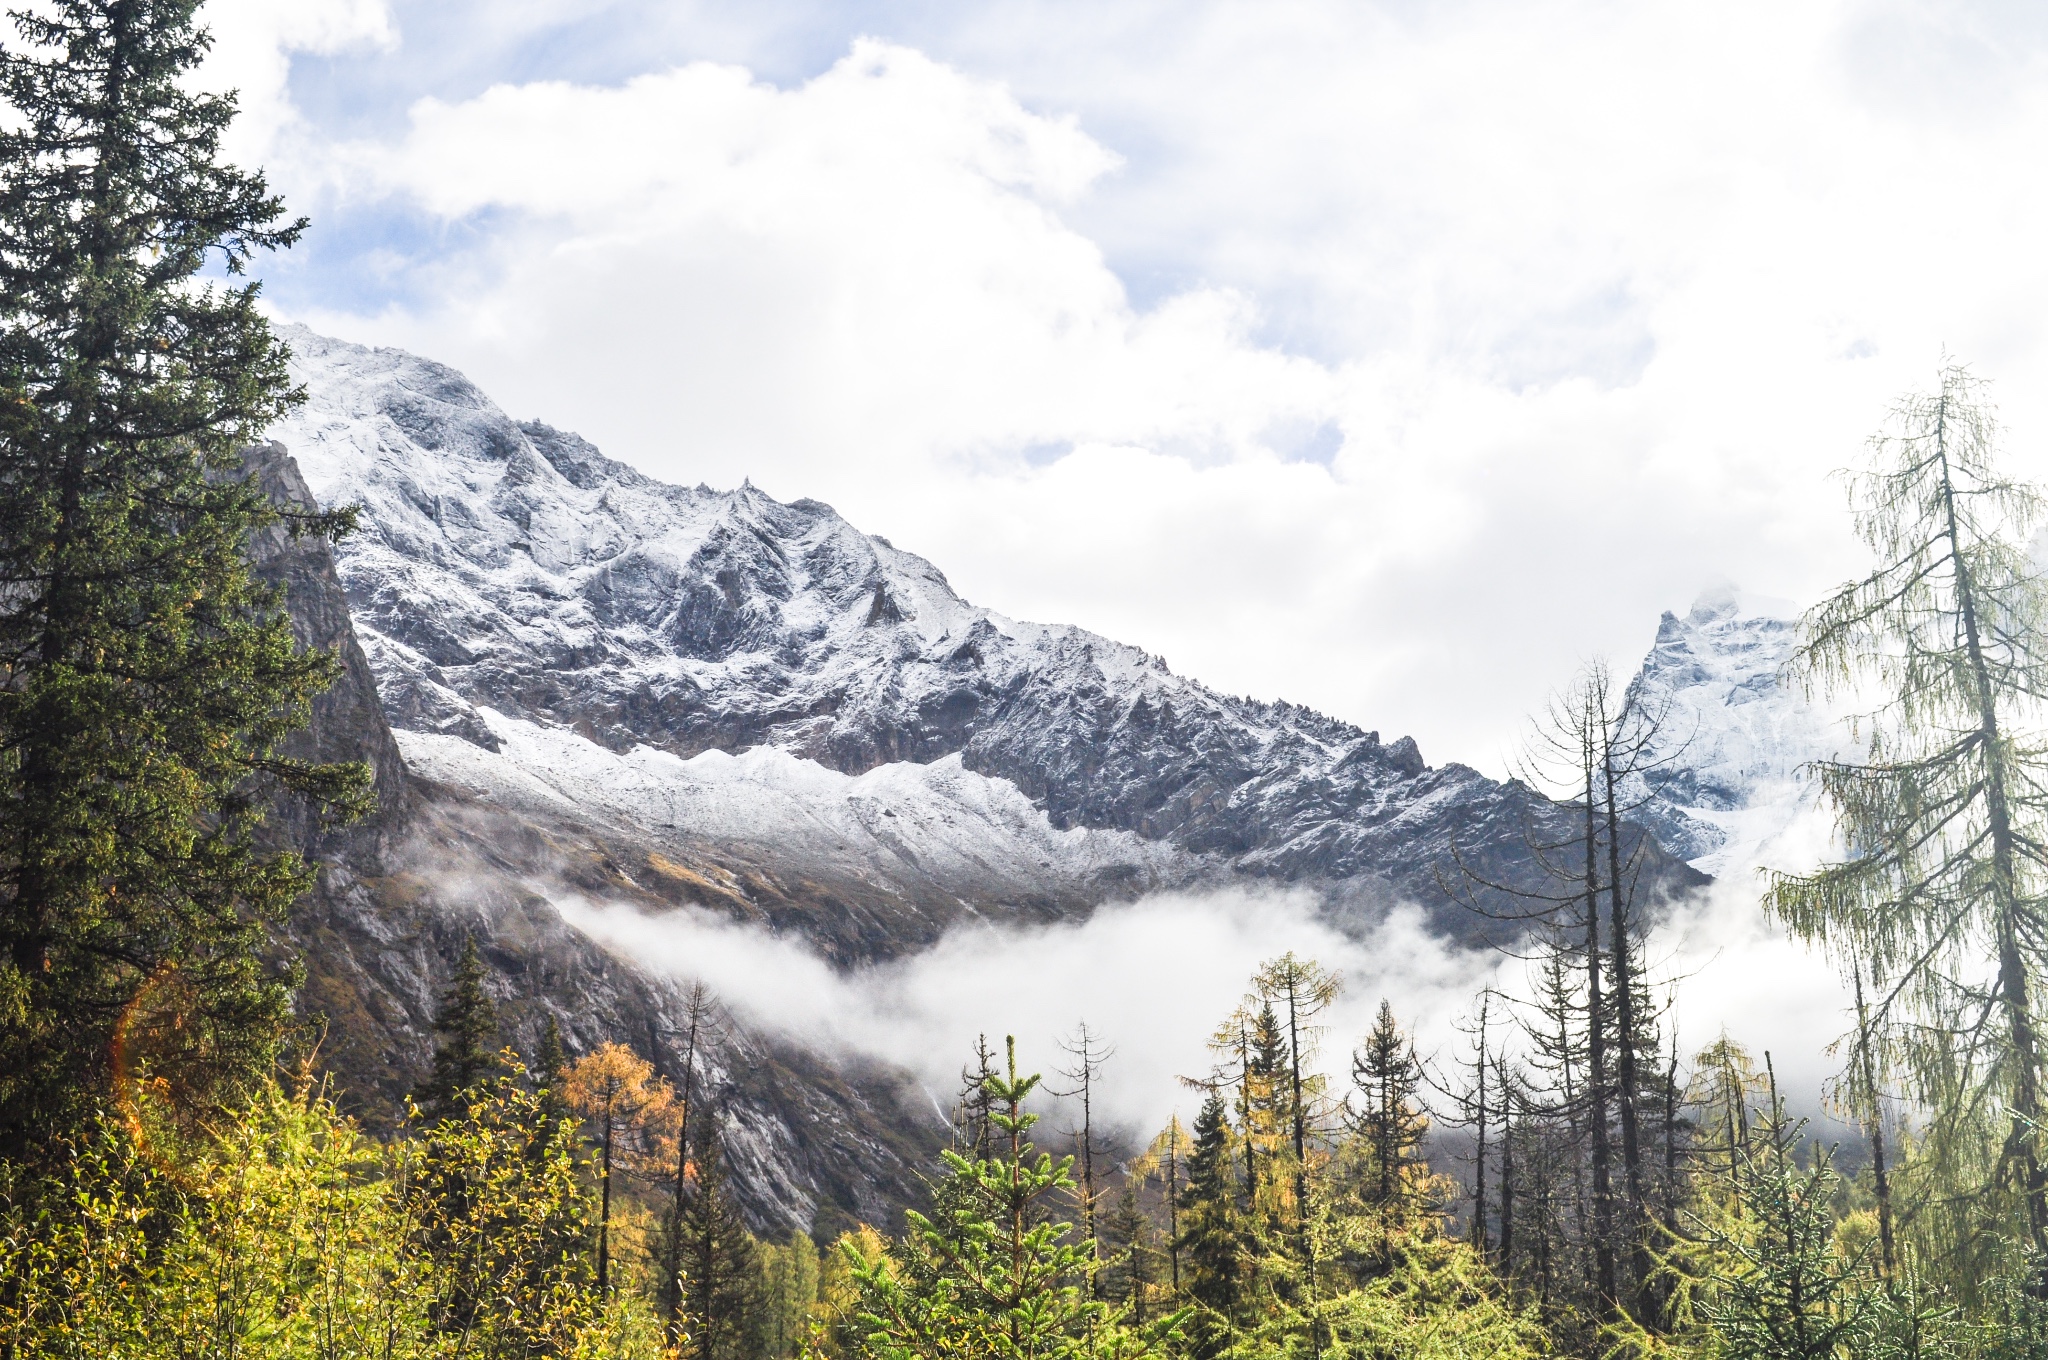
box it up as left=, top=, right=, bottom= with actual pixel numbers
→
left=400, top=709, right=1196, bottom=912
left=275, top=323, right=1151, bottom=769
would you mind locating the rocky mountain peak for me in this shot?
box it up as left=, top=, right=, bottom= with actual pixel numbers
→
left=1628, top=584, right=1840, bottom=875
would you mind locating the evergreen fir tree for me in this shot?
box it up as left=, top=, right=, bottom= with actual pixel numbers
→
left=681, top=1108, right=766, bottom=1360
left=1211, top=1009, right=1263, bottom=1207
left=851, top=1036, right=1179, bottom=1360
left=1177, top=1089, right=1246, bottom=1358
left=1689, top=1065, right=1875, bottom=1360
left=1350, top=1001, right=1428, bottom=1220
left=1102, top=1173, right=1156, bottom=1320
left=0, top=0, right=366, bottom=1158
left=535, top=1012, right=567, bottom=1084
left=531, top=1013, right=573, bottom=1136
left=415, top=936, right=503, bottom=1124
left=1247, top=1001, right=1292, bottom=1154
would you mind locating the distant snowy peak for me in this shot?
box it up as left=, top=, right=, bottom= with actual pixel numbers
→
left=1628, top=584, right=1843, bottom=877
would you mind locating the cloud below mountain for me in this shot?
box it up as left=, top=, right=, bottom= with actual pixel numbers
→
left=554, top=867, right=1849, bottom=1143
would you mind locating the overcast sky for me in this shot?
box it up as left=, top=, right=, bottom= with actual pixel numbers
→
left=202, top=0, right=2048, bottom=779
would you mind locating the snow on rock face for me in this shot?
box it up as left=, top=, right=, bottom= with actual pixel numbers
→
left=1626, top=584, right=1845, bottom=878
left=272, top=326, right=1686, bottom=940
left=400, top=708, right=1197, bottom=913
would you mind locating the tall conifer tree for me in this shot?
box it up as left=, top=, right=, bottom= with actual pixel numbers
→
left=761, top=1230, right=822, bottom=1360
left=1350, top=1001, right=1428, bottom=1220
left=1256, top=952, right=1340, bottom=1355
left=415, top=935, right=502, bottom=1123
left=531, top=1012, right=574, bottom=1143
left=0, top=0, right=363, bottom=1154
left=1177, top=1090, right=1245, bottom=1358
left=563, top=1040, right=670, bottom=1297
left=681, top=1110, right=766, bottom=1360
left=1767, top=365, right=2048, bottom=1280
left=1102, top=1175, right=1156, bottom=1320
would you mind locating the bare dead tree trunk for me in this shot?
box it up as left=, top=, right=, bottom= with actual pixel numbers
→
left=1471, top=997, right=1491, bottom=1255
left=661, top=983, right=713, bottom=1341
left=1602, top=761, right=1648, bottom=1298
left=1167, top=1120, right=1182, bottom=1296
left=1498, top=1058, right=1516, bottom=1277
left=1060, top=1022, right=1113, bottom=1294
left=1584, top=751, right=1617, bottom=1314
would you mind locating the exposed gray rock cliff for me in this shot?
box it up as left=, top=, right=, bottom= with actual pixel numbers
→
left=243, top=441, right=940, bottom=1235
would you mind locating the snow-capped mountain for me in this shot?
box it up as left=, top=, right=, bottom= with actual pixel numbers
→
left=261, top=325, right=1758, bottom=1231
left=1626, top=584, right=1845, bottom=878
left=272, top=325, right=1631, bottom=950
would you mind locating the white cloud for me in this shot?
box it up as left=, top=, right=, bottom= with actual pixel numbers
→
left=555, top=874, right=1848, bottom=1140
left=554, top=886, right=1493, bottom=1138
left=261, top=2, right=2048, bottom=777
left=196, top=0, right=395, bottom=164
left=304, top=41, right=1332, bottom=491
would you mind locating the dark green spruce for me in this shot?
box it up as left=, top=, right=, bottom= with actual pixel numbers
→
left=0, top=0, right=365, bottom=1157
left=415, top=936, right=504, bottom=1123
left=1176, top=1089, right=1245, bottom=1359
left=678, top=1109, right=766, bottom=1360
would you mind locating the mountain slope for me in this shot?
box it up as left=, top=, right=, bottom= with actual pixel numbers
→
left=274, top=325, right=1686, bottom=950
left=243, top=440, right=943, bottom=1235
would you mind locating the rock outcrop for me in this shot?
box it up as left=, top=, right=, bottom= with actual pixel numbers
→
left=243, top=441, right=941, bottom=1236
